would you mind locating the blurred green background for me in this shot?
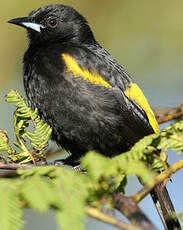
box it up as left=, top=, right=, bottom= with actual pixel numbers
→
left=1, top=0, right=183, bottom=229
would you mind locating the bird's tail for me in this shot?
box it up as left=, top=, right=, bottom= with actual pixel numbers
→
left=150, top=185, right=181, bottom=230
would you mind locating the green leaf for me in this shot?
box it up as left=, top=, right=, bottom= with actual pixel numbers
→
left=53, top=167, right=88, bottom=230
left=0, top=180, right=24, bottom=230
left=0, top=129, right=12, bottom=152
left=114, top=133, right=166, bottom=172
left=55, top=208, right=85, bottom=230
left=158, top=121, right=183, bottom=154
left=82, top=152, right=115, bottom=181
left=20, top=176, right=58, bottom=213
left=82, top=151, right=155, bottom=190
left=17, top=165, right=56, bottom=178
left=5, top=90, right=52, bottom=164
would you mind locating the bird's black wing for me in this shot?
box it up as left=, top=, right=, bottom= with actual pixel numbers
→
left=61, top=44, right=159, bottom=142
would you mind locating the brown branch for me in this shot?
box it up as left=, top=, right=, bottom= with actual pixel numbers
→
left=154, top=104, right=183, bottom=124
left=113, top=193, right=158, bottom=230
left=0, top=162, right=34, bottom=170
left=86, top=206, right=143, bottom=230
left=0, top=163, right=34, bottom=178
left=0, top=161, right=80, bottom=178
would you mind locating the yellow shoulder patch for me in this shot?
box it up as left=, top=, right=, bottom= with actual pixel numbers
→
left=62, top=54, right=158, bottom=133
left=62, top=53, right=112, bottom=88
left=124, top=82, right=159, bottom=134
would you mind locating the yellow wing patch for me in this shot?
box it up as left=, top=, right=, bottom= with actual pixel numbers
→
left=62, top=54, right=158, bottom=133
left=62, top=53, right=112, bottom=88
left=124, top=82, right=159, bottom=134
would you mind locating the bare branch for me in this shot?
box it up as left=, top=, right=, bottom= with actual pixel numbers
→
left=0, top=162, right=34, bottom=170
left=154, top=104, right=183, bottom=124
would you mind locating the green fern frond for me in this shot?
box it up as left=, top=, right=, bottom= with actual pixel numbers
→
left=17, top=165, right=56, bottom=178
left=53, top=167, right=88, bottom=230
left=82, top=151, right=155, bottom=194
left=18, top=166, right=88, bottom=230
left=20, top=176, right=59, bottom=213
left=0, top=180, right=24, bottom=230
left=0, top=129, right=14, bottom=154
left=5, top=90, right=52, bottom=164
left=115, top=133, right=166, bottom=171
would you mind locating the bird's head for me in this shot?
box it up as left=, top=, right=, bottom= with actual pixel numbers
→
left=8, top=4, right=95, bottom=46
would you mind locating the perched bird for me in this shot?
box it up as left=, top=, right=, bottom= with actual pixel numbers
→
left=8, top=4, right=158, bottom=163
left=8, top=4, right=180, bottom=229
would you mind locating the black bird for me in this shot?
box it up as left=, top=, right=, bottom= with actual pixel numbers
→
left=8, top=4, right=158, bottom=162
left=8, top=4, right=180, bottom=229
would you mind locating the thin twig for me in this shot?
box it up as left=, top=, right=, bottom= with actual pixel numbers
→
left=132, top=159, right=183, bottom=203
left=86, top=206, right=143, bottom=230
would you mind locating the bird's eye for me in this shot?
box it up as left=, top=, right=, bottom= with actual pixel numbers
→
left=47, top=17, right=58, bottom=28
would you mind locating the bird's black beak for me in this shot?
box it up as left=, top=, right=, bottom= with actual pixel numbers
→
left=8, top=17, right=44, bottom=32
